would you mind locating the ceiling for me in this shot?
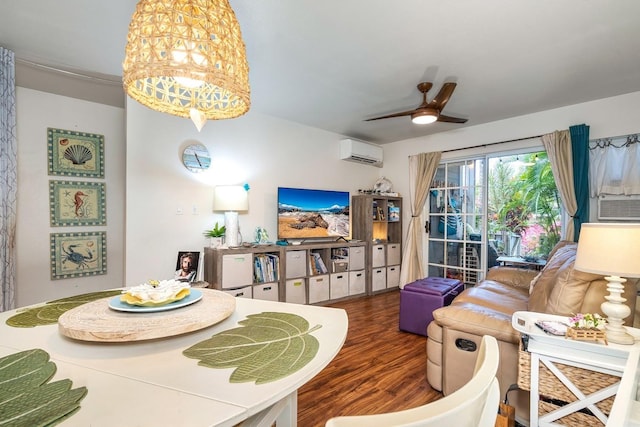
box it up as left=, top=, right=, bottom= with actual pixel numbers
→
left=2, top=1, right=640, bottom=144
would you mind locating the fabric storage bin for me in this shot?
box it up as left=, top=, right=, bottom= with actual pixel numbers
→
left=330, top=272, right=349, bottom=300
left=399, top=277, right=463, bottom=336
left=223, top=285, right=253, bottom=299
left=286, top=278, right=306, bottom=304
left=386, top=265, right=400, bottom=288
left=372, top=267, right=386, bottom=292
left=308, top=274, right=330, bottom=304
left=348, top=246, right=365, bottom=271
left=253, top=282, right=279, bottom=301
left=286, top=250, right=307, bottom=278
left=387, top=243, right=401, bottom=265
left=348, top=270, right=365, bottom=295
left=221, top=253, right=253, bottom=288
left=372, top=244, right=386, bottom=267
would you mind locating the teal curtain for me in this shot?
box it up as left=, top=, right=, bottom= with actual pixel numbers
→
left=569, top=124, right=590, bottom=241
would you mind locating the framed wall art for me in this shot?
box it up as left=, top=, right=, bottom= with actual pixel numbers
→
left=47, top=128, right=105, bottom=178
left=50, top=231, right=107, bottom=280
left=49, top=180, right=106, bottom=226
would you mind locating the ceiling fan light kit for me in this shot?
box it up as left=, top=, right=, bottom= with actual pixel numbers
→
left=122, top=0, right=251, bottom=131
left=411, top=109, right=439, bottom=125
left=366, top=81, right=467, bottom=125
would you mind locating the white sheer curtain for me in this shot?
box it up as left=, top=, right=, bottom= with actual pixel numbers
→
left=589, top=134, right=640, bottom=196
left=0, top=47, right=17, bottom=312
left=399, top=152, right=442, bottom=288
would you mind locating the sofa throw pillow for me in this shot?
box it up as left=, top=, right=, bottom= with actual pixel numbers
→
left=547, top=267, right=603, bottom=315
left=528, top=243, right=577, bottom=313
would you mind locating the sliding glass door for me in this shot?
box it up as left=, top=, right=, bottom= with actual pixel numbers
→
left=426, top=150, right=560, bottom=288
left=427, top=158, right=486, bottom=288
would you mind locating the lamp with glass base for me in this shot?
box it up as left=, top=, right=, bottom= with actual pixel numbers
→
left=574, top=223, right=640, bottom=345
left=213, top=185, right=249, bottom=248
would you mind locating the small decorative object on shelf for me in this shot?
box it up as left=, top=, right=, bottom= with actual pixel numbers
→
left=566, top=313, right=608, bottom=345
left=204, top=222, right=226, bottom=248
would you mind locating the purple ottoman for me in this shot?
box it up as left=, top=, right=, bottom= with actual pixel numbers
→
left=399, top=277, right=464, bottom=336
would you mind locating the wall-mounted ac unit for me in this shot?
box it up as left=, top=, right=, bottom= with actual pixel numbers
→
left=597, top=195, right=640, bottom=220
left=340, top=139, right=383, bottom=167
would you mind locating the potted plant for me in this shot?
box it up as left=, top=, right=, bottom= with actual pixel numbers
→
left=203, top=222, right=226, bottom=248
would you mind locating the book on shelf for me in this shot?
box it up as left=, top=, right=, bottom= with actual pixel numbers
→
left=253, top=253, right=280, bottom=283
left=388, top=206, right=400, bottom=222
left=308, top=252, right=328, bottom=275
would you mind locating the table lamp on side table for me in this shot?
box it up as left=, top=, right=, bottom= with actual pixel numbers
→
left=574, top=223, right=640, bottom=345
left=213, top=185, right=249, bottom=247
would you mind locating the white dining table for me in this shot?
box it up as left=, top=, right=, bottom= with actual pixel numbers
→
left=0, top=290, right=348, bottom=427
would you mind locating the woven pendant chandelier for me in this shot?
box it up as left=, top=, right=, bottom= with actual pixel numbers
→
left=123, top=0, right=250, bottom=131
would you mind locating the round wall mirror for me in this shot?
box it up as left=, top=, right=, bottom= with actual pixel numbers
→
left=182, top=144, right=211, bottom=173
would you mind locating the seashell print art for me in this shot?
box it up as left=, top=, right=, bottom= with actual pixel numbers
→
left=63, top=145, right=93, bottom=165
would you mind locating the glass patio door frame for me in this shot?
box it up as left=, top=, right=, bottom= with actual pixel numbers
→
left=424, top=156, right=487, bottom=288
left=424, top=147, right=548, bottom=287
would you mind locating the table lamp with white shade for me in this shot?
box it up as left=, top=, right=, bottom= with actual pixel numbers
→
left=213, top=185, right=249, bottom=247
left=574, top=223, right=640, bottom=345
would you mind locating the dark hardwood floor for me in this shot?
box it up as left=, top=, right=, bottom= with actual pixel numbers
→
left=297, top=290, right=442, bottom=426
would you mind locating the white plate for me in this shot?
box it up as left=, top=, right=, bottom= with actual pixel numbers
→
left=108, top=289, right=203, bottom=313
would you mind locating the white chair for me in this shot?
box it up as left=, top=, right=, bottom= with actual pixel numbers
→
left=325, top=335, right=500, bottom=427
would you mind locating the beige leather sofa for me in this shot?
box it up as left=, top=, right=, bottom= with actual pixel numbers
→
left=426, top=241, right=637, bottom=422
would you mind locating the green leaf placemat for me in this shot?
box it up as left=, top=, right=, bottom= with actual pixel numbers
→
left=0, top=349, right=87, bottom=427
left=6, top=290, right=121, bottom=328
left=183, top=312, right=322, bottom=384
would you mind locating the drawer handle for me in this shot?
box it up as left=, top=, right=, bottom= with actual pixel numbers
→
left=264, top=287, right=271, bottom=291
left=376, top=247, right=383, bottom=251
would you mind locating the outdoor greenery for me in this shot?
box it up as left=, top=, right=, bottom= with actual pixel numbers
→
left=488, top=152, right=561, bottom=259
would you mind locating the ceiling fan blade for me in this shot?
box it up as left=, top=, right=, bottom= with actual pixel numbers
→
left=428, top=82, right=457, bottom=110
left=438, top=114, right=468, bottom=124
left=364, top=109, right=416, bottom=121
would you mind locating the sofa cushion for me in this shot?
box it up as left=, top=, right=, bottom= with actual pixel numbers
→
left=453, top=281, right=529, bottom=316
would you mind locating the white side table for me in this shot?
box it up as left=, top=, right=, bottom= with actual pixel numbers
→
left=512, top=311, right=640, bottom=426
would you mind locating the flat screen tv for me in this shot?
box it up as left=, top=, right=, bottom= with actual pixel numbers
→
left=277, top=187, right=350, bottom=240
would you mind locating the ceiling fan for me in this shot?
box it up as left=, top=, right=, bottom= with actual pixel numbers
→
left=365, top=82, right=468, bottom=125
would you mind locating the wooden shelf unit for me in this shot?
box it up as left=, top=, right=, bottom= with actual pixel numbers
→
left=351, top=194, right=403, bottom=294
left=204, top=240, right=366, bottom=305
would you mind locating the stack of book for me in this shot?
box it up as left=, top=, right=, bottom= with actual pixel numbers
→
left=253, top=253, right=280, bottom=283
left=309, top=252, right=328, bottom=275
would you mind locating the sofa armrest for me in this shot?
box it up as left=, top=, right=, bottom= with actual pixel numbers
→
left=432, top=302, right=521, bottom=344
left=486, top=266, right=539, bottom=290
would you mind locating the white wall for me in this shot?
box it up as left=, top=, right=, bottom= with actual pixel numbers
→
left=125, top=100, right=380, bottom=285
left=15, top=87, right=126, bottom=307
left=15, top=86, right=640, bottom=306
left=381, top=91, right=640, bottom=235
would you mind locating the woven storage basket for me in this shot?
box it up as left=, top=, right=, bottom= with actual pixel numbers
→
left=518, top=349, right=618, bottom=426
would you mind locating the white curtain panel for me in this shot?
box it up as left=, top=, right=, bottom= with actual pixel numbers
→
left=399, top=151, right=441, bottom=288
left=589, top=134, right=640, bottom=196
left=542, top=130, right=577, bottom=242
left=0, top=47, right=17, bottom=312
